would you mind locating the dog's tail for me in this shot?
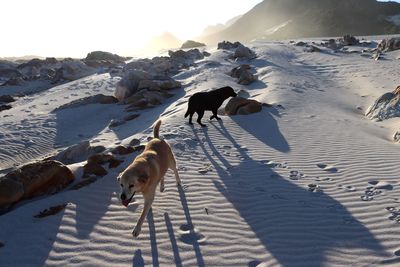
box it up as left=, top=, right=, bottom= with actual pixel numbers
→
left=153, top=120, right=162, bottom=139
left=184, top=109, right=190, bottom=118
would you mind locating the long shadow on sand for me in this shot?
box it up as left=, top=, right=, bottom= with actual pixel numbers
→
left=230, top=108, right=290, bottom=153
left=191, top=120, right=387, bottom=266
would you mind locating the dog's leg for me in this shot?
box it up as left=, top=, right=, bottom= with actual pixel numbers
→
left=169, top=154, right=182, bottom=186
left=197, top=110, right=206, bottom=127
left=189, top=112, right=194, bottom=125
left=211, top=109, right=221, bottom=120
left=132, top=193, right=154, bottom=238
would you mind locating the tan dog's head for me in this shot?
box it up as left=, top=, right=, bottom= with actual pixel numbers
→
left=117, top=170, right=148, bottom=207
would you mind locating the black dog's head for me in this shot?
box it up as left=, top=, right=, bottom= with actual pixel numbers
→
left=220, top=86, right=237, bottom=99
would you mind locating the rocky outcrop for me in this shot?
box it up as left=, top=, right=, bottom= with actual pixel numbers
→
left=1, top=77, right=26, bottom=86
left=366, top=86, right=400, bottom=121
left=393, top=131, right=400, bottom=143
left=217, top=41, right=256, bottom=59
left=0, top=95, right=15, bottom=103
left=340, top=35, right=359, bottom=46
left=217, top=41, right=242, bottom=50
left=85, top=51, right=126, bottom=62
left=83, top=153, right=123, bottom=178
left=0, top=160, right=74, bottom=212
left=0, top=104, right=12, bottom=112
left=378, top=38, right=400, bottom=52
left=84, top=51, right=127, bottom=68
left=0, top=62, right=22, bottom=81
left=53, top=94, right=118, bottom=112
left=54, top=61, right=94, bottom=82
left=230, top=64, right=258, bottom=85
left=115, top=69, right=180, bottom=102
left=225, top=97, right=263, bottom=115
left=234, top=44, right=256, bottom=60
left=168, top=48, right=205, bottom=62
left=181, top=40, right=206, bottom=49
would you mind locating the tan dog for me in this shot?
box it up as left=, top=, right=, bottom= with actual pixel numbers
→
left=118, top=120, right=181, bottom=237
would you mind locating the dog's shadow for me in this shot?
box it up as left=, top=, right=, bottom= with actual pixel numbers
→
left=191, top=120, right=388, bottom=266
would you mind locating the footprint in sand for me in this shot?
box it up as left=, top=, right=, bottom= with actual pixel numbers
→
left=386, top=207, right=400, bottom=223
left=308, top=183, right=322, bottom=192
left=361, top=181, right=393, bottom=201
left=178, top=224, right=207, bottom=245
left=289, top=170, right=304, bottom=180
left=317, top=163, right=338, bottom=173
left=198, top=163, right=212, bottom=174
left=394, top=249, right=400, bottom=257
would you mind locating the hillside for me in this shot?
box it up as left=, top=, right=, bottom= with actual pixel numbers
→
left=200, top=0, right=400, bottom=43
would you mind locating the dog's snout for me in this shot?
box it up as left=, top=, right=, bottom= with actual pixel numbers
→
left=120, top=193, right=126, bottom=200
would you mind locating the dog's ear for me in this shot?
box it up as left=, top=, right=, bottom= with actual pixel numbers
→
left=138, top=174, right=149, bottom=184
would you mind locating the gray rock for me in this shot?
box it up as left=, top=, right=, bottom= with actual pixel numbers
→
left=181, top=40, right=206, bottom=49
left=234, top=44, right=257, bottom=59
left=0, top=95, right=15, bottom=103
left=217, top=41, right=242, bottom=50
left=230, top=64, right=257, bottom=85
left=366, top=86, right=400, bottom=120
left=378, top=38, right=400, bottom=52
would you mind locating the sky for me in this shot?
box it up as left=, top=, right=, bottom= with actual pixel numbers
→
left=0, top=0, right=262, bottom=58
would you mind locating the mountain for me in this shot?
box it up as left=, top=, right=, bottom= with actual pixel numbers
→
left=200, top=0, right=400, bottom=43
left=201, top=15, right=243, bottom=36
left=145, top=32, right=182, bottom=52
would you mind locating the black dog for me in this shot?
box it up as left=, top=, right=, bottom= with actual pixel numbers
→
left=184, top=86, right=237, bottom=127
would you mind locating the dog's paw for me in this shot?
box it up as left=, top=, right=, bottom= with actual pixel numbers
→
left=132, top=226, right=141, bottom=238
left=216, top=117, right=222, bottom=120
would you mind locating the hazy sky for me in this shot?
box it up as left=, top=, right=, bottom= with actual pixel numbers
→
left=0, top=0, right=262, bottom=58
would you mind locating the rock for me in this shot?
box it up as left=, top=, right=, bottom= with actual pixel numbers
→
left=230, top=64, right=257, bottom=85
left=112, top=145, right=145, bottom=155
left=56, top=61, right=94, bottom=81
left=0, top=64, right=22, bottom=80
left=168, top=48, right=204, bottom=61
left=295, top=41, right=307, bottom=46
left=114, top=70, right=152, bottom=101
left=305, top=45, right=321, bottom=53
left=83, top=162, right=107, bottom=178
left=394, top=131, right=400, bottom=143
left=181, top=40, right=206, bottom=49
left=365, top=86, right=400, bottom=120
left=1, top=77, right=26, bottom=86
left=340, top=35, right=359, bottom=46
left=85, top=51, right=126, bottom=62
left=0, top=160, right=74, bottom=212
left=54, top=94, right=118, bottom=111
left=234, top=44, right=256, bottom=59
left=83, top=153, right=123, bottom=178
left=0, top=178, right=24, bottom=213
left=217, top=41, right=242, bottom=50
left=129, top=138, right=140, bottom=146
left=378, top=38, right=400, bottom=52
left=123, top=89, right=172, bottom=108
left=225, top=97, right=263, bottom=115
left=0, top=95, right=15, bottom=103
left=56, top=141, right=91, bottom=164
left=0, top=104, right=12, bottom=112
left=112, top=145, right=135, bottom=155
left=236, top=101, right=263, bottom=115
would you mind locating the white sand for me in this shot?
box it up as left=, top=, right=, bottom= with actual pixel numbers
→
left=1, top=39, right=400, bottom=266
